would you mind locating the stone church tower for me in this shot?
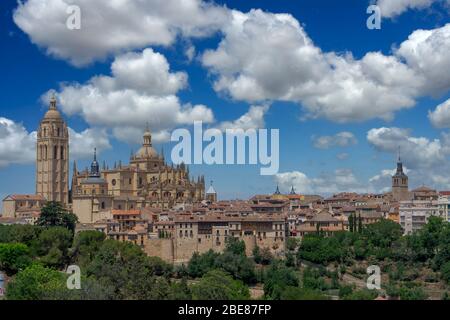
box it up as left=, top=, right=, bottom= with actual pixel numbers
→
left=36, top=95, right=69, bottom=206
left=392, top=150, right=409, bottom=202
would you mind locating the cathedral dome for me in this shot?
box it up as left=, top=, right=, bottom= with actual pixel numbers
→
left=136, top=145, right=158, bottom=158
left=135, top=125, right=158, bottom=158
left=43, top=109, right=62, bottom=120
left=44, top=95, right=62, bottom=120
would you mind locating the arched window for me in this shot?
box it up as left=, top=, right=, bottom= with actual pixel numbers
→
left=54, top=146, right=58, bottom=159
left=44, top=145, right=48, bottom=160
left=60, top=146, right=64, bottom=160
left=57, top=127, right=60, bottom=136
left=101, top=202, right=105, bottom=209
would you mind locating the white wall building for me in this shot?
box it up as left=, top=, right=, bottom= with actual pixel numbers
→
left=399, top=198, right=449, bottom=235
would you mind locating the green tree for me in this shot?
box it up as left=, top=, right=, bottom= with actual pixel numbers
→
left=191, top=270, right=250, bottom=300
left=36, top=201, right=78, bottom=232
left=36, top=227, right=73, bottom=268
left=252, top=246, right=273, bottom=265
left=302, top=267, right=328, bottom=291
left=358, top=214, right=363, bottom=233
left=263, top=261, right=299, bottom=299
left=6, top=263, right=68, bottom=300
left=440, top=261, right=450, bottom=284
left=187, top=250, right=219, bottom=278
left=214, top=251, right=256, bottom=284
left=338, top=285, right=354, bottom=299
left=399, top=286, right=428, bottom=300
left=86, top=240, right=171, bottom=299
left=298, top=235, right=345, bottom=264
left=364, top=219, right=403, bottom=248
left=0, top=225, right=43, bottom=257
left=342, top=288, right=378, bottom=300
left=349, top=214, right=354, bottom=233
left=168, top=278, right=192, bottom=300
left=224, top=237, right=246, bottom=256
left=0, top=243, right=32, bottom=275
left=71, top=230, right=106, bottom=267
left=286, top=237, right=299, bottom=252
left=279, top=286, right=328, bottom=300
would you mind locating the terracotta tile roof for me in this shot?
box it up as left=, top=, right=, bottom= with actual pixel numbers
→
left=112, top=209, right=141, bottom=216
left=4, top=194, right=46, bottom=201
left=174, top=213, right=285, bottom=223
left=309, top=210, right=338, bottom=222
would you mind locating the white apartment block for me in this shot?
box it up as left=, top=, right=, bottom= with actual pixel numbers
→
left=399, top=198, right=449, bottom=235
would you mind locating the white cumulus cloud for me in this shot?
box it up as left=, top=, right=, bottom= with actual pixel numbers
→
left=275, top=169, right=366, bottom=195
left=46, top=48, right=215, bottom=144
left=202, top=10, right=450, bottom=123
left=0, top=118, right=36, bottom=167
left=218, top=105, right=270, bottom=131
left=375, top=0, right=449, bottom=19
left=68, top=128, right=111, bottom=160
left=367, top=127, right=450, bottom=190
left=0, top=117, right=111, bottom=167
left=428, top=98, right=450, bottom=128
left=312, top=132, right=357, bottom=149
left=13, top=0, right=230, bottom=66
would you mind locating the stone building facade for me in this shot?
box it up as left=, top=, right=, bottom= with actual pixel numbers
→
left=36, top=95, right=69, bottom=205
left=172, top=214, right=286, bottom=264
left=72, top=128, right=205, bottom=223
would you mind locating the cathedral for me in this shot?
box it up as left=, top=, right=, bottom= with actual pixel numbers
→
left=392, top=151, right=410, bottom=201
left=37, top=96, right=206, bottom=223
left=36, top=95, right=69, bottom=206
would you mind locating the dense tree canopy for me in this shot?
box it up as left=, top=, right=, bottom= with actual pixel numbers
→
left=0, top=243, right=32, bottom=275
left=36, top=201, right=78, bottom=232
left=1, top=217, right=448, bottom=300
left=191, top=270, right=250, bottom=300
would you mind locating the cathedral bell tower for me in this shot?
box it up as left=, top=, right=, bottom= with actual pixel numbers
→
left=36, top=95, right=69, bottom=206
left=392, top=148, right=409, bottom=202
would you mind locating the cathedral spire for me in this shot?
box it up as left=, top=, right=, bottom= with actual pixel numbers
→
left=143, top=123, right=152, bottom=147
left=90, top=148, right=100, bottom=177
left=49, top=93, right=57, bottom=110
left=274, top=185, right=281, bottom=195
left=396, top=146, right=404, bottom=175
left=290, top=185, right=296, bottom=195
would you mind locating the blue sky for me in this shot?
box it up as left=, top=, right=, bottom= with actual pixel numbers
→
left=1, top=0, right=450, bottom=204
